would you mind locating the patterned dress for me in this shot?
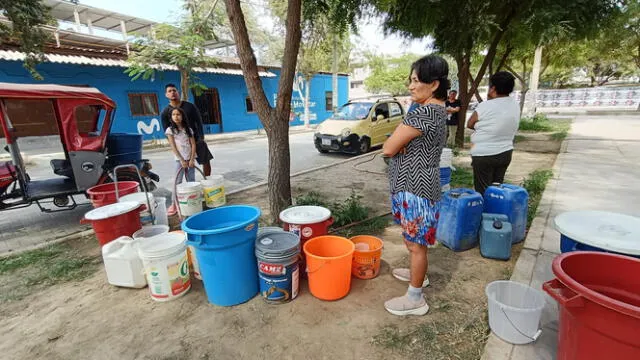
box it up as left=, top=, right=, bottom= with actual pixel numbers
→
left=388, top=104, right=447, bottom=246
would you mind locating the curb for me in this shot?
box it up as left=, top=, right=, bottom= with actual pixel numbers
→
left=0, top=229, right=93, bottom=259
left=226, top=150, right=383, bottom=196
left=4, top=147, right=378, bottom=257
left=480, top=120, right=570, bottom=360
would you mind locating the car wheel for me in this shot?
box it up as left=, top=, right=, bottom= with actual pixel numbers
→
left=358, top=138, right=371, bottom=154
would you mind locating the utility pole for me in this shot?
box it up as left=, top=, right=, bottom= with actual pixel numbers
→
left=332, top=32, right=338, bottom=112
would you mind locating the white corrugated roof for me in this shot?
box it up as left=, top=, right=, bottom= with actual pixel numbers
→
left=0, top=50, right=276, bottom=77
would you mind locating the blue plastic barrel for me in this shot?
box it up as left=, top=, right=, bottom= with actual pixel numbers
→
left=181, top=205, right=261, bottom=306
left=483, top=184, right=529, bottom=244
left=436, top=188, right=484, bottom=251
left=439, top=167, right=452, bottom=186
left=107, top=133, right=143, bottom=166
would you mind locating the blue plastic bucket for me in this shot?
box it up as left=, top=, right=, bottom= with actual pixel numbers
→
left=107, top=133, right=143, bottom=165
left=181, top=205, right=261, bottom=306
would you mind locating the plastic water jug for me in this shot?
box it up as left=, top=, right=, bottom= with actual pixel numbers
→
left=436, top=188, right=484, bottom=251
left=480, top=213, right=513, bottom=260
left=483, top=184, right=529, bottom=243
left=101, top=236, right=147, bottom=288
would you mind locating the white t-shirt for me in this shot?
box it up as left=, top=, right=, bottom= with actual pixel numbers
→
left=470, top=97, right=520, bottom=156
left=165, top=127, right=193, bottom=161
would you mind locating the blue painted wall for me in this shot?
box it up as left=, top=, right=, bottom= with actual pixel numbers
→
left=0, top=60, right=349, bottom=139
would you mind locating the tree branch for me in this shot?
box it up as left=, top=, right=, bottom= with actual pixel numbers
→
left=467, top=67, right=483, bottom=102
left=505, top=64, right=526, bottom=85
left=223, top=0, right=272, bottom=126
left=468, top=5, right=518, bottom=99
left=495, top=45, right=513, bottom=72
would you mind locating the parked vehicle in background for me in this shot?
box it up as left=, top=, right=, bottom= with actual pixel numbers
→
left=314, top=96, right=405, bottom=154
left=0, top=83, right=159, bottom=212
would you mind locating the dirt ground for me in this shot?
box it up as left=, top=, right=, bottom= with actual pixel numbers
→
left=0, top=132, right=559, bottom=360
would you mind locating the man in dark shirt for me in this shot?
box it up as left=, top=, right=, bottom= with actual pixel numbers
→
left=161, top=83, right=213, bottom=176
left=445, top=90, right=461, bottom=147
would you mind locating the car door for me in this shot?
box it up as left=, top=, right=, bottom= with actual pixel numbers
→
left=387, top=102, right=404, bottom=136
left=370, top=103, right=390, bottom=146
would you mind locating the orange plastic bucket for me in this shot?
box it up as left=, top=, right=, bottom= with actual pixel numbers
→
left=350, top=235, right=384, bottom=279
left=303, top=236, right=354, bottom=301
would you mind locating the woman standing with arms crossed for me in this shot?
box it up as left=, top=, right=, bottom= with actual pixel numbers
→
left=382, top=55, right=449, bottom=316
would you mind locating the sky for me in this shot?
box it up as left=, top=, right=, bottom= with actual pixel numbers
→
left=78, top=0, right=433, bottom=57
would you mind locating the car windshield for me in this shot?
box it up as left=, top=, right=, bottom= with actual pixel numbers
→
left=330, top=102, right=373, bottom=120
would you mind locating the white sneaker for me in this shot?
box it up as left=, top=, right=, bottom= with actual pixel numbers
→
left=384, top=294, right=430, bottom=316
left=392, top=268, right=430, bottom=288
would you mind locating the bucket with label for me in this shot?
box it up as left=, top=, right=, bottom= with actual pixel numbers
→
left=201, top=175, right=226, bottom=208
left=176, top=182, right=203, bottom=217
left=137, top=232, right=191, bottom=302
left=280, top=206, right=333, bottom=274
left=350, top=235, right=384, bottom=279
left=119, top=192, right=156, bottom=225
left=255, top=231, right=300, bottom=304
left=171, top=230, right=201, bottom=280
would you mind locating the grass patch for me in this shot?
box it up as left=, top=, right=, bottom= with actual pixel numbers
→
left=551, top=130, right=568, bottom=141
left=519, top=114, right=572, bottom=135
left=522, top=169, right=554, bottom=227
left=373, top=306, right=489, bottom=359
left=451, top=167, right=474, bottom=189
left=0, top=242, right=99, bottom=302
left=335, top=216, right=390, bottom=238
left=294, top=190, right=371, bottom=228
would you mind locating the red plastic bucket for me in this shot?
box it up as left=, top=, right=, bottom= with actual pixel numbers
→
left=543, top=251, right=640, bottom=360
left=81, top=201, right=143, bottom=246
left=280, top=206, right=333, bottom=276
left=86, top=181, right=139, bottom=208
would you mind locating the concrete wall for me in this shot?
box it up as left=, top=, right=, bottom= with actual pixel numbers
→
left=0, top=61, right=349, bottom=139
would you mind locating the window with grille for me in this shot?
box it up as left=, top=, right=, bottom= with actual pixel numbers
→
left=128, top=93, right=159, bottom=116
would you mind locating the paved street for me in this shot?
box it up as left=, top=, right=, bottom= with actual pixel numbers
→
left=0, top=132, right=350, bottom=254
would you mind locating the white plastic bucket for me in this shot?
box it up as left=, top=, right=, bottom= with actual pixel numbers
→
left=133, top=225, right=170, bottom=241
left=201, top=175, right=226, bottom=208
left=177, top=182, right=203, bottom=217
left=440, top=148, right=453, bottom=168
left=486, top=280, right=546, bottom=344
left=138, top=232, right=191, bottom=302
left=119, top=192, right=156, bottom=225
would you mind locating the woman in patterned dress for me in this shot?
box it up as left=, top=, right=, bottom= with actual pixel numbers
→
left=382, top=55, right=449, bottom=316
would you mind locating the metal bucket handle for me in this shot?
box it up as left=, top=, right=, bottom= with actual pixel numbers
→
left=173, top=166, right=207, bottom=221
left=112, top=164, right=155, bottom=225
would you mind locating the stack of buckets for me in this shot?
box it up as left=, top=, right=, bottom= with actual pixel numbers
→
left=440, top=148, right=453, bottom=192
left=176, top=174, right=226, bottom=217
left=176, top=204, right=384, bottom=306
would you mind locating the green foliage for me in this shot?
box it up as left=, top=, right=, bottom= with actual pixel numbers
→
left=522, top=169, right=553, bottom=227
left=363, top=54, right=417, bottom=95
left=519, top=114, right=553, bottom=131
left=125, top=0, right=221, bottom=97
left=294, top=190, right=370, bottom=228
left=0, top=0, right=55, bottom=80
left=451, top=167, right=474, bottom=189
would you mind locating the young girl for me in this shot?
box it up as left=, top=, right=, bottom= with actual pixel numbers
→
left=165, top=107, right=197, bottom=184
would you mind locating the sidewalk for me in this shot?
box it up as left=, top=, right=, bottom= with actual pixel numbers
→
left=481, top=113, right=640, bottom=359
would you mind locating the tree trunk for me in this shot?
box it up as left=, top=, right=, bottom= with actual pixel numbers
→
left=180, top=68, right=190, bottom=101
left=224, top=0, right=301, bottom=222
left=267, top=115, right=292, bottom=219
left=519, top=88, right=528, bottom=114
left=456, top=55, right=470, bottom=147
